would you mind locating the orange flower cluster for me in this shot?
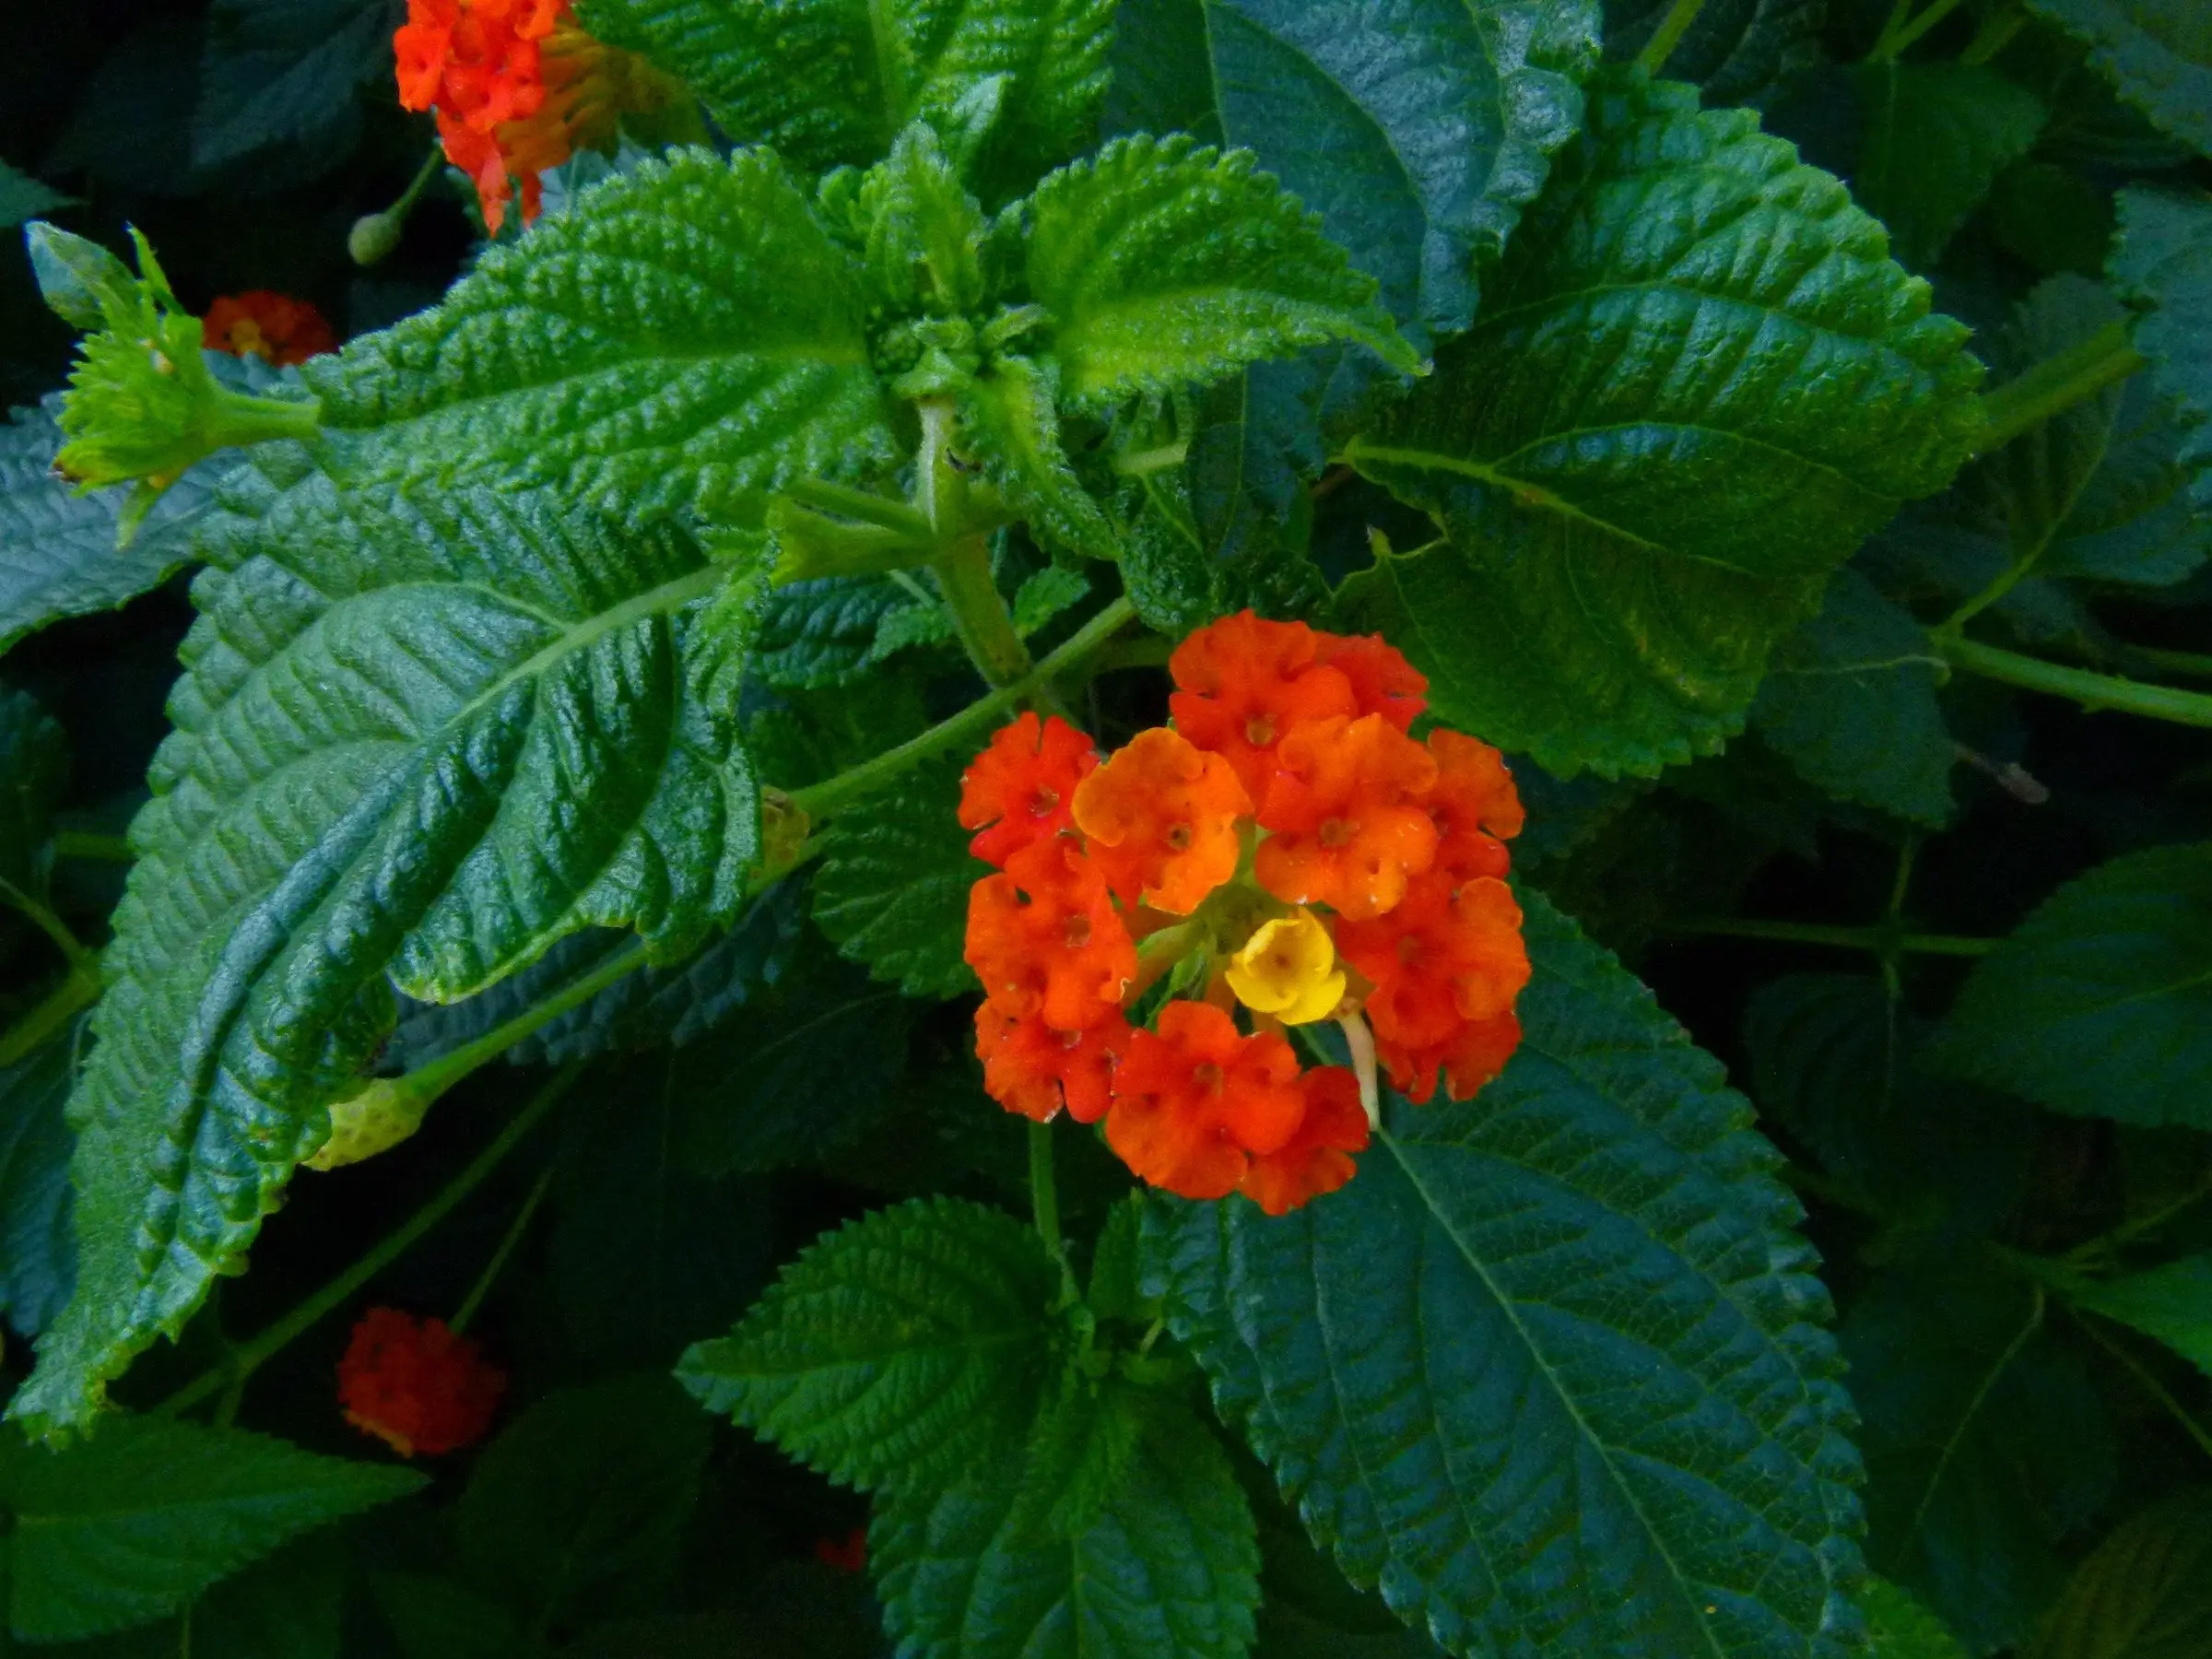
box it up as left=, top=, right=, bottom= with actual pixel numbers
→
left=960, top=615, right=1531, bottom=1215
left=394, top=0, right=669, bottom=232
left=202, top=292, right=336, bottom=367
left=336, top=1307, right=506, bottom=1456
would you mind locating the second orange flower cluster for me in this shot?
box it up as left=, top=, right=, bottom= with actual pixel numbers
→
left=960, top=613, right=1531, bottom=1216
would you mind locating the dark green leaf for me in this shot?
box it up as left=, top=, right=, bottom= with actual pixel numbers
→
left=1336, top=73, right=1983, bottom=778
left=0, top=1417, right=423, bottom=1641
left=1025, top=134, right=1418, bottom=408
left=309, top=148, right=897, bottom=524
left=1146, top=888, right=1864, bottom=1658
left=371, top=1575, right=535, bottom=1659
left=2074, top=1255, right=2212, bottom=1376
left=2022, top=1488, right=2212, bottom=1659
left=1864, top=1580, right=1970, bottom=1659
left=457, top=1375, right=711, bottom=1630
left=1843, top=1272, right=2114, bottom=1654
left=0, top=162, right=78, bottom=230
left=1602, top=0, right=1823, bottom=107
left=1851, top=63, right=2047, bottom=269
left=2021, top=0, right=2212, bottom=159
left=2112, top=187, right=2212, bottom=512
left=1751, top=569, right=1955, bottom=825
left=194, top=0, right=395, bottom=172
left=12, top=476, right=759, bottom=1441
left=874, top=1395, right=1260, bottom=1658
left=0, top=687, right=66, bottom=888
left=0, top=1021, right=79, bottom=1336
left=676, top=1196, right=1061, bottom=1495
left=755, top=577, right=930, bottom=689
left=1935, top=841, right=2212, bottom=1128
left=810, top=755, right=980, bottom=999
left=1103, top=0, right=1601, bottom=341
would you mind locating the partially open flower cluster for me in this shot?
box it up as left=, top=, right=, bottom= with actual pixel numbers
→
left=202, top=291, right=336, bottom=367
left=337, top=1307, right=506, bottom=1457
left=961, top=613, right=1530, bottom=1215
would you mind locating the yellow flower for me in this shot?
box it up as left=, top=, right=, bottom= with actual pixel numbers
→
left=1226, top=910, right=1347, bottom=1026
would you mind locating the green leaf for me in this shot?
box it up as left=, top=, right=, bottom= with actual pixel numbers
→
left=676, top=1196, right=1062, bottom=1494
left=960, top=356, right=1123, bottom=561
left=873, top=1395, right=1260, bottom=1659
left=1865, top=1581, right=1971, bottom=1659
left=457, top=1376, right=712, bottom=1630
left=23, top=225, right=134, bottom=331
left=11, top=475, right=759, bottom=1441
left=2112, top=186, right=2212, bottom=512
left=2020, top=0, right=2212, bottom=159
left=1145, top=888, right=1864, bottom=1658
left=1336, top=72, right=1983, bottom=779
left=371, top=1575, right=535, bottom=1659
left=1103, top=0, right=1601, bottom=341
left=1009, top=1373, right=1151, bottom=1542
left=1843, top=1271, right=2114, bottom=1654
left=1935, top=841, right=2212, bottom=1128
left=0, top=686, right=66, bottom=889
left=1750, top=569, right=1955, bottom=825
left=2074, top=1255, right=2212, bottom=1377
left=193, top=0, right=394, bottom=172
left=2022, top=1488, right=2212, bottom=1659
left=309, top=148, right=897, bottom=524
left=756, top=578, right=930, bottom=689
left=0, top=1021, right=80, bottom=1336
left=575, top=0, right=1114, bottom=191
left=0, top=1416, right=424, bottom=1641
left=0, top=161, right=77, bottom=230
left=1850, top=63, right=2047, bottom=269
left=1601, top=0, right=1823, bottom=107
left=810, top=755, right=980, bottom=999
left=1024, top=134, right=1419, bottom=409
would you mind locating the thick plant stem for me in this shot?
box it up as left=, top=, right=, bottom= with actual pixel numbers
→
left=1028, top=1119, right=1062, bottom=1260
left=1634, top=0, right=1710, bottom=75
left=1944, top=638, right=2212, bottom=729
left=934, top=536, right=1032, bottom=688
left=1672, top=917, right=1996, bottom=957
left=790, top=596, right=1136, bottom=821
left=1972, top=321, right=2147, bottom=455
left=156, top=1064, right=582, bottom=1418
left=52, top=830, right=132, bottom=863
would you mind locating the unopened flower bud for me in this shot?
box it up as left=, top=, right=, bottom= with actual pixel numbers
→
left=348, top=210, right=404, bottom=267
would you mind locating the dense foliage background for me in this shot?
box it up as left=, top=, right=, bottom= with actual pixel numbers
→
left=0, top=0, right=2209, bottom=1654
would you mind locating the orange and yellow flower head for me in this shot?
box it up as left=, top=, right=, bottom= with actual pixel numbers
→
left=958, top=614, right=1533, bottom=1215
left=202, top=291, right=337, bottom=367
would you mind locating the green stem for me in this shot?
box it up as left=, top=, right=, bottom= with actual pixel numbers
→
left=205, top=386, right=324, bottom=451
left=0, top=877, right=93, bottom=971
left=450, top=1156, right=559, bottom=1335
left=1028, top=1119, right=1062, bottom=1260
left=403, top=941, right=648, bottom=1102
left=0, top=966, right=100, bottom=1069
left=934, top=537, right=1032, bottom=688
left=2068, top=1168, right=2212, bottom=1264
left=789, top=596, right=1137, bottom=821
left=1959, top=3, right=2026, bottom=64
left=2074, top=1311, right=2212, bottom=1465
left=1868, top=0, right=1971, bottom=60
left=1634, top=0, right=1710, bottom=74
left=51, top=830, right=133, bottom=864
left=1972, top=321, right=2146, bottom=455
left=2124, top=644, right=2212, bottom=682
left=1943, top=638, right=2212, bottom=730
left=1670, top=918, right=1997, bottom=957
left=155, top=1064, right=582, bottom=1418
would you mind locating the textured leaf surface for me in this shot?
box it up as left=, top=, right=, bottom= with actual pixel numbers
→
left=309, top=149, right=896, bottom=523
left=1936, top=841, right=2212, bottom=1127
left=677, top=1197, right=1060, bottom=1494
left=0, top=1416, right=423, bottom=1641
left=1025, top=135, right=1418, bottom=408
left=1337, top=73, right=1983, bottom=778
left=1851, top=64, right=2047, bottom=269
left=2074, top=1255, right=2212, bottom=1377
left=194, top=0, right=395, bottom=171
left=2022, top=1488, right=2212, bottom=1659
left=2112, top=187, right=2212, bottom=512
left=0, top=1022, right=78, bottom=1336
left=0, top=396, right=223, bottom=654
left=1602, top=0, right=1822, bottom=107
left=2022, top=0, right=2212, bottom=158
left=755, top=578, right=934, bottom=689
left=1843, top=1272, right=2114, bottom=1654
left=1145, top=888, right=1864, bottom=1658
left=1103, top=0, right=1600, bottom=341
left=1751, top=570, right=1954, bottom=824
left=811, top=756, right=979, bottom=999
left=873, top=1397, right=1259, bottom=1659
left=14, top=466, right=759, bottom=1440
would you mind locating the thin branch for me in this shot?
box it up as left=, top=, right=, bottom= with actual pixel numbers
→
left=1634, top=0, right=1711, bottom=75
left=1972, top=320, right=2147, bottom=455
left=1943, top=638, right=2212, bottom=730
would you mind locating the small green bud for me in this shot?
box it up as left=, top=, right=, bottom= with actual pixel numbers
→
left=304, top=1077, right=439, bottom=1171
left=23, top=222, right=134, bottom=331
left=348, top=210, right=404, bottom=267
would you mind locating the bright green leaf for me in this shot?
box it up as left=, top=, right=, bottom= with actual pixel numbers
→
left=756, top=577, right=931, bottom=689
left=1935, top=841, right=2212, bottom=1128
left=2021, top=0, right=2212, bottom=159
left=0, top=161, right=78, bottom=230
left=2022, top=1488, right=2212, bottom=1659
left=960, top=356, right=1122, bottom=561
left=2074, top=1255, right=2212, bottom=1377
left=1145, top=888, right=1865, bottom=1657
left=676, top=1196, right=1061, bottom=1495
left=0, top=1416, right=423, bottom=1641
left=1336, top=72, right=1983, bottom=778
left=1602, top=0, right=1823, bottom=107
left=1851, top=63, right=2047, bottom=269
left=309, top=148, right=897, bottom=524
left=1864, top=1580, right=1970, bottom=1659
left=810, top=755, right=981, bottom=999
left=10, top=474, right=759, bottom=1441
left=2112, top=186, right=2212, bottom=512
left=1750, top=570, right=1955, bottom=825
left=1025, top=134, right=1419, bottom=409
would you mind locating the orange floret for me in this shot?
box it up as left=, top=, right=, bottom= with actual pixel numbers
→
left=1168, top=611, right=1358, bottom=802
left=975, top=1003, right=1127, bottom=1124
left=1239, top=1065, right=1370, bottom=1216
left=1425, top=730, right=1523, bottom=880
left=959, top=713, right=1099, bottom=868
left=1335, top=872, right=1530, bottom=1047
left=1105, top=1002, right=1305, bottom=1199
left=1255, top=713, right=1440, bottom=919
left=1072, top=727, right=1251, bottom=915
left=965, top=836, right=1135, bottom=1031
left=337, top=1307, right=505, bottom=1457
left=202, top=292, right=337, bottom=367
left=1375, top=1009, right=1524, bottom=1106
left=1314, top=632, right=1428, bottom=733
